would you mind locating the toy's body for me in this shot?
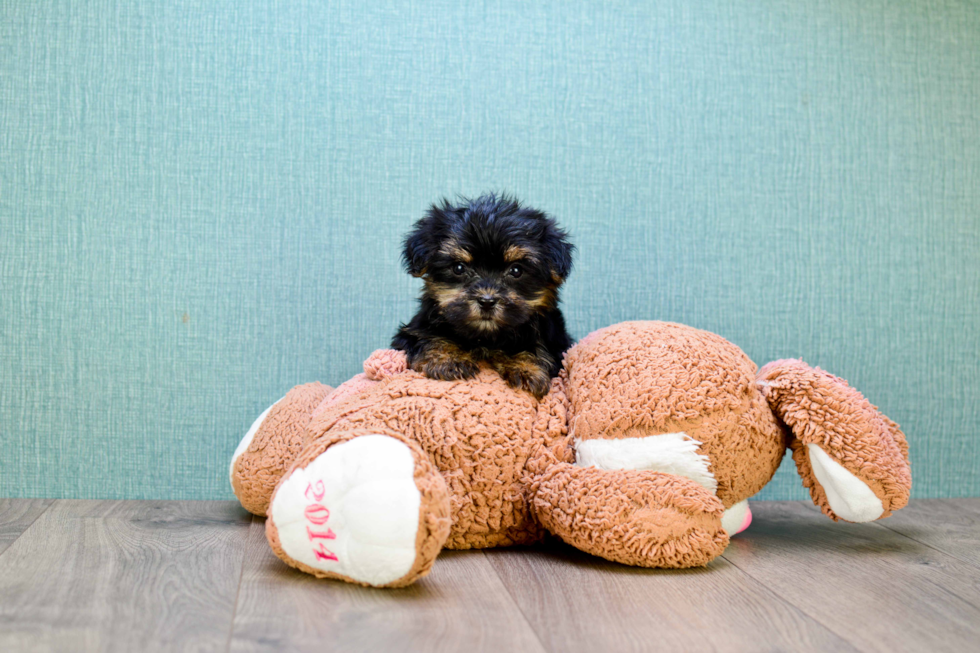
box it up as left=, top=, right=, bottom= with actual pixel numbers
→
left=231, top=321, right=910, bottom=588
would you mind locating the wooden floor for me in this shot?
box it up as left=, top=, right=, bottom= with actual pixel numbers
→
left=0, top=500, right=978, bottom=652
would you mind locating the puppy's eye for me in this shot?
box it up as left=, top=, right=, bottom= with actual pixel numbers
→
left=452, top=262, right=466, bottom=276
left=508, top=265, right=523, bottom=279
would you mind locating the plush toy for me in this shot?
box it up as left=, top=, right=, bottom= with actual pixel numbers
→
left=230, top=321, right=910, bottom=588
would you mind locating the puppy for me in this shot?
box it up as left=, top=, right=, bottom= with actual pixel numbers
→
left=392, top=194, right=574, bottom=399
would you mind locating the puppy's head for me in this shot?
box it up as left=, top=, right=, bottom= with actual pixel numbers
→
left=402, top=194, right=573, bottom=337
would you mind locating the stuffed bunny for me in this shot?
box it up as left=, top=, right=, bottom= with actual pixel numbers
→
left=230, top=321, right=910, bottom=588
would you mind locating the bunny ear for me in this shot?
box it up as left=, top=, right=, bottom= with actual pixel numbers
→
left=757, top=359, right=911, bottom=522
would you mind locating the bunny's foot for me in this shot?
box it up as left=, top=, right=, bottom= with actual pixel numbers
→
left=266, top=431, right=451, bottom=587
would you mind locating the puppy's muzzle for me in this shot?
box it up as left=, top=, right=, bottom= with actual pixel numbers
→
left=476, top=294, right=499, bottom=310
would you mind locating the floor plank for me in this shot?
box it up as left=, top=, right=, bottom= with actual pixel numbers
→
left=874, top=498, right=980, bottom=569
left=229, top=516, right=546, bottom=653
left=0, top=500, right=252, bottom=652
left=485, top=538, right=854, bottom=653
left=1, top=498, right=978, bottom=652
left=0, top=498, right=53, bottom=556
left=722, top=501, right=980, bottom=653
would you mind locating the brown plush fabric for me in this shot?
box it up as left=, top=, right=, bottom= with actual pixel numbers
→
left=757, top=359, right=912, bottom=520
left=232, top=374, right=385, bottom=517
left=305, top=367, right=555, bottom=549
left=532, top=462, right=730, bottom=568
left=362, top=348, right=409, bottom=381
left=523, top=376, right=576, bottom=488
left=310, top=373, right=377, bottom=421
left=562, top=321, right=787, bottom=508
left=266, top=426, right=452, bottom=588
left=563, top=322, right=757, bottom=439
left=232, top=320, right=911, bottom=586
left=232, top=382, right=332, bottom=515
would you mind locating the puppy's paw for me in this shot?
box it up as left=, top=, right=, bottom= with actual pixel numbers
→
left=506, top=370, right=551, bottom=399
left=417, top=357, right=480, bottom=381
left=409, top=339, right=481, bottom=382
left=497, top=355, right=551, bottom=399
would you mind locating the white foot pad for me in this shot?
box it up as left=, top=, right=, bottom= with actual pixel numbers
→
left=271, top=434, right=422, bottom=586
left=807, top=444, right=884, bottom=522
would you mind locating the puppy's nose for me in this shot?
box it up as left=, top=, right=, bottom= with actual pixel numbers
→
left=477, top=295, right=498, bottom=310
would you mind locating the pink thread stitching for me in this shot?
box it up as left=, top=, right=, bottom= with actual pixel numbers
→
left=304, top=482, right=339, bottom=562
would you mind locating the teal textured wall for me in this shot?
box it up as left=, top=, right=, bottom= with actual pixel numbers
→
left=1, top=1, right=977, bottom=500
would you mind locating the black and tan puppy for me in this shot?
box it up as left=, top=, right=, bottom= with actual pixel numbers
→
left=392, top=194, right=574, bottom=399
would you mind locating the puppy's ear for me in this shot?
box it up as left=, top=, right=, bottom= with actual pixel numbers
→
left=402, top=200, right=455, bottom=277
left=542, top=221, right=574, bottom=283
left=402, top=219, right=433, bottom=277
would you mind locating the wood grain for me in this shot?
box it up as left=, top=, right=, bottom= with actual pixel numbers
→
left=0, top=499, right=252, bottom=652
left=229, top=516, right=546, bottom=653
left=723, top=501, right=980, bottom=653
left=874, top=498, right=980, bottom=569
left=485, top=538, right=854, bottom=653
left=0, top=498, right=53, bottom=556
left=2, top=499, right=980, bottom=652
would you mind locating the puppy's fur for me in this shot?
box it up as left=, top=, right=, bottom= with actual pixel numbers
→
left=392, top=194, right=574, bottom=398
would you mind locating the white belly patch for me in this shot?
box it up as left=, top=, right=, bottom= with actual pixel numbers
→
left=574, top=432, right=717, bottom=493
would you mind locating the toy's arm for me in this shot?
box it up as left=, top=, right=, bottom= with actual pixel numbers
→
left=531, top=462, right=729, bottom=568
left=758, top=359, right=911, bottom=522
